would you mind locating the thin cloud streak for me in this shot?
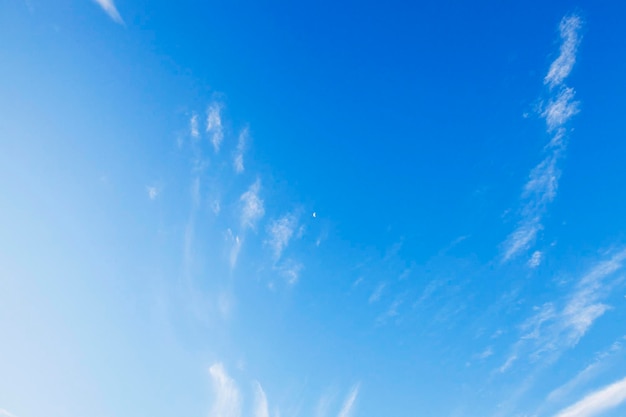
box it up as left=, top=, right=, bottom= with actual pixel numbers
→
left=92, top=0, right=124, bottom=24
left=502, top=14, right=582, bottom=261
left=234, top=127, right=248, bottom=174
left=254, top=381, right=270, bottom=417
left=240, top=179, right=265, bottom=230
left=209, top=363, right=241, bottom=417
left=337, top=384, right=360, bottom=417
left=190, top=113, right=199, bottom=139
left=553, top=376, right=626, bottom=417
left=548, top=337, right=626, bottom=403
left=500, top=248, right=626, bottom=371
left=207, top=103, right=224, bottom=153
left=545, top=15, right=583, bottom=88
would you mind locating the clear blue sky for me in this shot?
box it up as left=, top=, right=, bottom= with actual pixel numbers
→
left=2, top=1, right=626, bottom=417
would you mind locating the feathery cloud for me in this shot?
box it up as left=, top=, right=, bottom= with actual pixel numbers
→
left=190, top=113, right=199, bottom=139
left=369, top=282, right=386, bottom=304
left=226, top=229, right=243, bottom=269
left=240, top=179, right=265, bottom=230
left=501, top=248, right=626, bottom=371
left=209, top=363, right=241, bottom=417
left=553, top=376, right=626, bottom=417
left=502, top=14, right=582, bottom=261
left=266, top=213, right=299, bottom=260
left=337, top=384, right=360, bottom=417
left=548, top=337, right=626, bottom=403
left=207, top=103, right=224, bottom=153
left=92, top=0, right=124, bottom=24
left=234, top=127, right=248, bottom=174
left=529, top=251, right=543, bottom=268
left=545, top=15, right=583, bottom=88
left=254, top=381, right=270, bottom=417
left=277, top=259, right=303, bottom=285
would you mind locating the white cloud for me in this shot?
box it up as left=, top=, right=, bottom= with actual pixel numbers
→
left=254, top=381, right=270, bottom=417
left=337, top=384, right=360, bottom=417
left=0, top=410, right=18, bottom=417
left=92, top=0, right=124, bottom=24
left=278, top=260, right=303, bottom=285
left=190, top=113, right=199, bottom=139
left=266, top=213, right=299, bottom=260
left=529, top=251, right=543, bottom=268
left=369, top=282, right=386, bottom=304
left=207, top=103, right=224, bottom=153
left=234, top=127, right=248, bottom=174
left=498, top=354, right=518, bottom=373
left=502, top=249, right=626, bottom=370
left=542, top=87, right=580, bottom=132
left=147, top=185, right=159, bottom=200
left=375, top=298, right=402, bottom=326
left=227, top=230, right=243, bottom=270
left=209, top=363, right=241, bottom=417
left=553, top=376, right=626, bottom=417
left=503, top=216, right=544, bottom=262
left=545, top=15, right=583, bottom=88
left=502, top=14, right=582, bottom=261
left=548, top=337, right=626, bottom=403
left=240, top=179, right=265, bottom=230
left=477, top=346, right=494, bottom=360
left=315, top=391, right=336, bottom=417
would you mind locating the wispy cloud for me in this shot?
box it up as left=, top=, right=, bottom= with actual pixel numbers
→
left=553, top=376, right=626, bottom=417
left=240, top=179, right=265, bottom=230
left=254, top=381, right=270, bottom=417
left=375, top=297, right=403, bottom=326
left=502, top=14, right=582, bottom=261
left=234, top=127, right=248, bottom=174
left=190, top=113, right=199, bottom=139
left=368, top=282, right=386, bottom=304
left=548, top=337, right=626, bottom=403
left=266, top=213, right=299, bottom=260
left=545, top=15, right=583, bottom=88
left=92, top=0, right=124, bottom=24
left=226, top=229, right=243, bottom=270
left=207, top=103, right=224, bottom=153
left=147, top=185, right=160, bottom=200
left=209, top=363, right=241, bottom=417
left=337, top=384, right=360, bottom=417
left=277, top=259, right=303, bottom=285
left=500, top=248, right=626, bottom=371
left=528, top=250, right=543, bottom=268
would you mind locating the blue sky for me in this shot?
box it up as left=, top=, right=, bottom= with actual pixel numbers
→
left=2, top=1, right=626, bottom=417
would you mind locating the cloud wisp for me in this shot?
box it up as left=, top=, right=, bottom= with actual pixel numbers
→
left=207, top=103, right=224, bottom=153
left=254, top=381, right=270, bottom=417
left=548, top=337, right=626, bottom=403
left=92, top=0, right=124, bottom=24
left=240, top=179, right=265, bottom=231
left=234, top=127, right=248, bottom=174
left=545, top=16, right=583, bottom=88
left=500, top=248, right=626, bottom=371
left=337, top=384, right=360, bottom=417
left=553, top=376, right=626, bottom=417
left=209, top=363, right=242, bottom=417
left=502, top=14, right=582, bottom=262
left=266, top=213, right=299, bottom=260
left=190, top=113, right=199, bottom=139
